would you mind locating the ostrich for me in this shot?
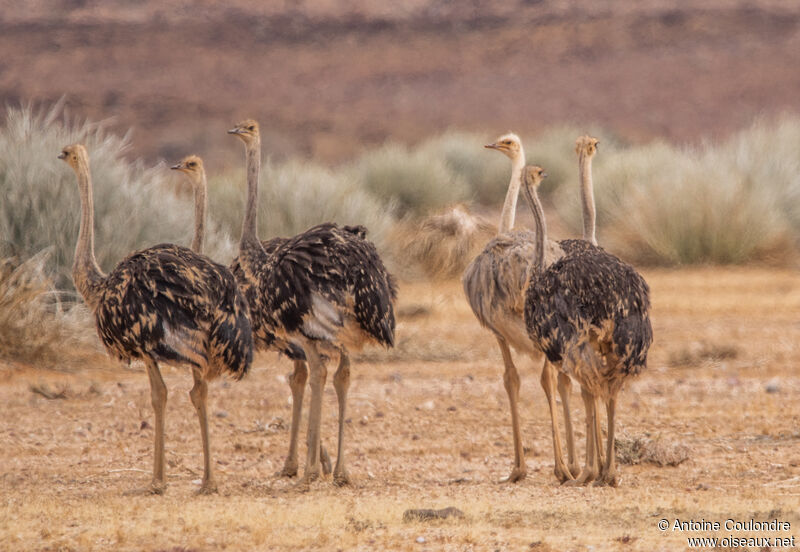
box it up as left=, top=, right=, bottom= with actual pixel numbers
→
left=462, top=133, right=580, bottom=483
left=228, top=120, right=397, bottom=485
left=171, top=154, right=335, bottom=476
left=58, top=144, right=253, bottom=494
left=170, top=155, right=208, bottom=253
left=521, top=165, right=653, bottom=487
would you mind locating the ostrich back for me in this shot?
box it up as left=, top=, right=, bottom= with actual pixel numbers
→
left=524, top=244, right=652, bottom=394
left=94, top=244, right=253, bottom=379
left=232, top=236, right=307, bottom=359
left=462, top=231, right=563, bottom=354
left=237, top=223, right=397, bottom=353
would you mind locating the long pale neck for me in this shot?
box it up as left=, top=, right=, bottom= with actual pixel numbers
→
left=72, top=158, right=104, bottom=307
left=192, top=174, right=208, bottom=254
left=240, top=139, right=261, bottom=249
left=523, top=182, right=547, bottom=269
left=497, top=152, right=525, bottom=234
left=579, top=152, right=597, bottom=246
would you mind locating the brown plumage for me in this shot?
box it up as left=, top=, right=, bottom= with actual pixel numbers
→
left=228, top=120, right=397, bottom=485
left=462, top=133, right=580, bottom=483
left=60, top=145, right=253, bottom=495
left=521, top=165, right=653, bottom=487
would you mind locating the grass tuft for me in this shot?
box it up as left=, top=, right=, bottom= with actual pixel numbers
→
left=0, top=251, right=98, bottom=368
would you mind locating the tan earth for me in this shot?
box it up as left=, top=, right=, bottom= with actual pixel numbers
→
left=1, top=267, right=799, bottom=551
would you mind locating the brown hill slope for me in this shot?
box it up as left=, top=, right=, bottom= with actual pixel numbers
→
left=2, top=1, right=799, bottom=163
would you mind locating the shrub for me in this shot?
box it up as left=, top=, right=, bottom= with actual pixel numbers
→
left=0, top=251, right=98, bottom=368
left=0, top=102, right=234, bottom=288
left=553, top=119, right=798, bottom=265
left=208, top=160, right=395, bottom=253
left=348, top=142, right=470, bottom=216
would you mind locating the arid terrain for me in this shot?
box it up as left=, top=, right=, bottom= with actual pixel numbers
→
left=2, top=1, right=800, bottom=164
left=1, top=268, right=799, bottom=551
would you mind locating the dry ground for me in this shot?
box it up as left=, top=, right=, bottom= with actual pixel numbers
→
left=1, top=267, right=799, bottom=551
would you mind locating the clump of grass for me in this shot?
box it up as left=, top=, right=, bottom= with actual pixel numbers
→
left=0, top=101, right=234, bottom=288
left=554, top=116, right=800, bottom=265
left=0, top=251, right=98, bottom=368
left=390, top=205, right=495, bottom=279
left=348, top=142, right=470, bottom=216
left=615, top=433, right=690, bottom=467
left=208, top=160, right=395, bottom=253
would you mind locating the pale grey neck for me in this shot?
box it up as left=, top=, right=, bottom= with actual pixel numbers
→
left=72, top=158, right=105, bottom=306
left=498, top=152, right=526, bottom=234
left=240, top=140, right=261, bottom=249
left=579, top=153, right=597, bottom=246
left=192, top=173, right=208, bottom=254
left=522, top=181, right=547, bottom=269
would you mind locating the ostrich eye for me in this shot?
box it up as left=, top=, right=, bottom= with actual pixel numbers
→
left=247, top=125, right=255, bottom=131
left=188, top=161, right=196, bottom=168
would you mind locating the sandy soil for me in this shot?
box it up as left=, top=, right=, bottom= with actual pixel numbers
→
left=1, top=267, right=799, bottom=551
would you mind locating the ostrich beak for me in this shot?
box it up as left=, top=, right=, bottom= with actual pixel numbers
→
left=170, top=163, right=182, bottom=170
left=542, top=172, right=548, bottom=178
left=227, top=127, right=242, bottom=135
left=484, top=143, right=500, bottom=150
left=57, top=152, right=66, bottom=160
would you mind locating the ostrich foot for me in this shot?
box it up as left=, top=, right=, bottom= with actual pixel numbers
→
left=498, top=466, right=527, bottom=483
left=562, top=469, right=597, bottom=487
left=278, top=459, right=298, bottom=478
left=333, top=467, right=351, bottom=487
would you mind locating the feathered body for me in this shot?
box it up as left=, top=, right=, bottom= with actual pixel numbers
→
left=228, top=119, right=397, bottom=484
left=231, top=225, right=396, bottom=357
left=525, top=244, right=652, bottom=398
left=60, top=144, right=253, bottom=494
left=463, top=235, right=597, bottom=354
left=96, top=243, right=252, bottom=379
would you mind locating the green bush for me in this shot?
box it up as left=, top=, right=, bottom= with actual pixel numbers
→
left=348, top=142, right=470, bottom=216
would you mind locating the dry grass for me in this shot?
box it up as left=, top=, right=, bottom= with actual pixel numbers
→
left=2, top=267, right=800, bottom=550
left=389, top=205, right=495, bottom=280
left=0, top=252, right=100, bottom=369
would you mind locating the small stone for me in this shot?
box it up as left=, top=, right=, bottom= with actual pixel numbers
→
left=765, top=379, right=780, bottom=394
left=215, top=410, right=229, bottom=419
left=421, top=400, right=435, bottom=411
left=416, top=537, right=425, bottom=544
left=140, top=420, right=151, bottom=430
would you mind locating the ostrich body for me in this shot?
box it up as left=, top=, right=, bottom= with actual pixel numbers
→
left=521, top=165, right=653, bottom=487
left=59, top=145, right=253, bottom=494
left=462, top=133, right=583, bottom=483
left=228, top=120, right=397, bottom=485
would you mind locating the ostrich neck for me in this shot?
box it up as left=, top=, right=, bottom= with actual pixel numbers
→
left=579, top=153, right=597, bottom=246
left=240, top=140, right=261, bottom=249
left=522, top=182, right=548, bottom=270
left=192, top=174, right=208, bottom=254
left=498, top=153, right=525, bottom=234
left=72, top=158, right=105, bottom=308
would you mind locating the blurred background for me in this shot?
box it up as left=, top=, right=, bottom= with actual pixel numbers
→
left=2, top=1, right=799, bottom=164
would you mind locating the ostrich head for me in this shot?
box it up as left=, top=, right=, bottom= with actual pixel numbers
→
left=485, top=133, right=523, bottom=161
left=58, top=144, right=89, bottom=171
left=170, top=155, right=205, bottom=185
left=522, top=165, right=548, bottom=190
left=228, top=119, right=260, bottom=144
left=575, top=135, right=599, bottom=157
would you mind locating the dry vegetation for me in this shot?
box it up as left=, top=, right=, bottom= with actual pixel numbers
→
left=1, top=268, right=799, bottom=551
